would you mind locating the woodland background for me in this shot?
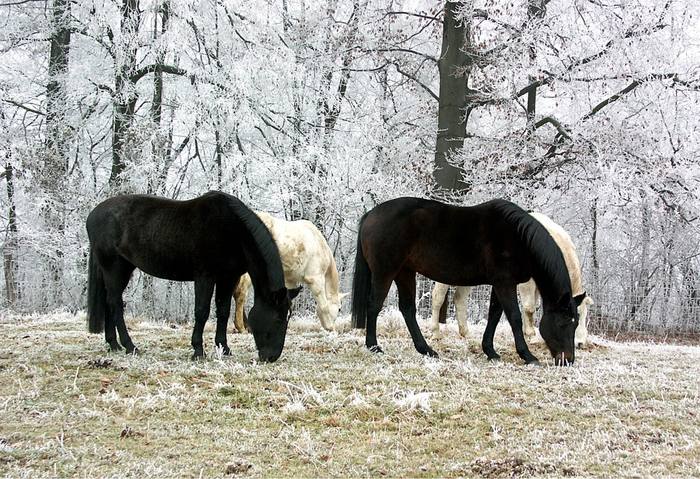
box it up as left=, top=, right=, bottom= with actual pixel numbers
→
left=1, top=0, right=699, bottom=337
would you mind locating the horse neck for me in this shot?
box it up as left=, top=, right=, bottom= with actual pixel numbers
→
left=496, top=201, right=572, bottom=302
left=325, top=255, right=340, bottom=300
left=535, top=214, right=585, bottom=296
left=229, top=204, right=285, bottom=296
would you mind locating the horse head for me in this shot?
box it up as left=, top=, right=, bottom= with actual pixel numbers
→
left=540, top=293, right=581, bottom=366
left=248, top=286, right=302, bottom=362
left=326, top=292, right=349, bottom=327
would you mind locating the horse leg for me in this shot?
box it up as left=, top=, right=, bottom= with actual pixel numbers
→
left=482, top=287, right=503, bottom=361
left=192, top=278, right=215, bottom=359
left=430, top=282, right=449, bottom=339
left=215, top=277, right=236, bottom=355
left=396, top=269, right=438, bottom=357
left=104, top=303, right=120, bottom=352
left=365, top=275, right=393, bottom=354
left=233, top=274, right=250, bottom=333
left=306, top=275, right=334, bottom=332
left=575, top=297, right=593, bottom=348
left=518, top=280, right=538, bottom=339
left=496, top=285, right=539, bottom=364
left=454, top=286, right=472, bottom=338
left=103, top=260, right=136, bottom=354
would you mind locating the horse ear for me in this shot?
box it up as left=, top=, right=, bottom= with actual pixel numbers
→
left=288, top=286, right=302, bottom=300
left=558, top=293, right=577, bottom=318
left=573, top=292, right=587, bottom=306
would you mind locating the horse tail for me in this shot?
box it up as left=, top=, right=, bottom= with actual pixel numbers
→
left=87, top=247, right=107, bottom=333
left=351, top=213, right=371, bottom=329
left=438, top=296, right=448, bottom=324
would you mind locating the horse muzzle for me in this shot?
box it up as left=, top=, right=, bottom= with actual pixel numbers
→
left=258, top=350, right=282, bottom=363
left=553, top=351, right=575, bottom=366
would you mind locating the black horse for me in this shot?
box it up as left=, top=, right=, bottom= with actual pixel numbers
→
left=351, top=197, right=584, bottom=365
left=86, top=191, right=300, bottom=362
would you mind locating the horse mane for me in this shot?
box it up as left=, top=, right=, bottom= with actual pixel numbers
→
left=492, top=200, right=572, bottom=300
left=221, top=194, right=286, bottom=292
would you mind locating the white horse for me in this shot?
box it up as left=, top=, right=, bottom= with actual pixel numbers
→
left=430, top=212, right=594, bottom=347
left=234, top=211, right=346, bottom=333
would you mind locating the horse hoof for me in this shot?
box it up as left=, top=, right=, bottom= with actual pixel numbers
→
left=487, top=355, right=501, bottom=362
left=108, top=343, right=122, bottom=352
left=525, top=359, right=541, bottom=366
left=419, top=346, right=439, bottom=358
left=426, top=348, right=439, bottom=358
left=125, top=346, right=140, bottom=356
left=368, top=345, right=384, bottom=354
left=191, top=348, right=205, bottom=360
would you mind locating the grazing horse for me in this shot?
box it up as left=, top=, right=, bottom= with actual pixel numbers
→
left=431, top=212, right=594, bottom=348
left=86, top=191, right=299, bottom=362
left=351, top=197, right=580, bottom=365
left=233, top=212, right=347, bottom=333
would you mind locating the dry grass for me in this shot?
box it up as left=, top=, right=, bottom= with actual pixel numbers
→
left=1, top=309, right=699, bottom=478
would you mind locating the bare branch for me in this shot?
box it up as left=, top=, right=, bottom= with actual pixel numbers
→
left=384, top=10, right=442, bottom=24
left=2, top=99, right=44, bottom=116
left=0, top=0, right=45, bottom=6
left=534, top=116, right=572, bottom=140
left=369, top=47, right=438, bottom=64
left=130, top=64, right=188, bottom=84
left=516, top=22, right=670, bottom=99
left=473, top=9, right=521, bottom=33
left=90, top=81, right=114, bottom=96
left=393, top=63, right=439, bottom=102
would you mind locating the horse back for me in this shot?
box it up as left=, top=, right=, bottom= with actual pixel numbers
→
left=260, top=213, right=333, bottom=286
left=360, top=197, right=533, bottom=286
left=87, top=192, right=246, bottom=281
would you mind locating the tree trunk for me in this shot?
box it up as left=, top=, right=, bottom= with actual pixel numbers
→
left=109, top=0, right=141, bottom=189
left=143, top=0, right=170, bottom=316
left=3, top=162, right=19, bottom=307
left=525, top=0, right=546, bottom=129
left=590, top=198, right=600, bottom=328
left=44, top=0, right=72, bottom=306
left=433, top=1, right=470, bottom=194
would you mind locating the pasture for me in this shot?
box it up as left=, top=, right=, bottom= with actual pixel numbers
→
left=1, top=311, right=699, bottom=478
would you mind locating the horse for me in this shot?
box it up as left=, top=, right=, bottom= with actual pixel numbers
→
left=351, top=197, right=580, bottom=365
left=232, top=211, right=347, bottom=333
left=430, top=212, right=594, bottom=348
left=86, top=191, right=300, bottom=362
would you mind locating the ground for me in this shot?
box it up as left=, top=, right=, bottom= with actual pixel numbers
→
left=0, top=310, right=699, bottom=478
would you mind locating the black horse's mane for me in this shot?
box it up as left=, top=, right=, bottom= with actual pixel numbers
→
left=219, top=193, right=286, bottom=292
left=492, top=200, right=571, bottom=299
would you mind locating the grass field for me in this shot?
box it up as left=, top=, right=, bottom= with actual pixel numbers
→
left=1, top=310, right=699, bottom=478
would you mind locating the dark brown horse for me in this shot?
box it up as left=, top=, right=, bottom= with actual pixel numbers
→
left=351, top=197, right=580, bottom=365
left=86, top=191, right=299, bottom=362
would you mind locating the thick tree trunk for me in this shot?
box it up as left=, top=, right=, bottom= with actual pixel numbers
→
left=433, top=1, right=470, bottom=193
left=109, top=0, right=141, bottom=189
left=525, top=0, right=546, bottom=129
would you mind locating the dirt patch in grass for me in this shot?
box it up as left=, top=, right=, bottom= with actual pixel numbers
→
left=0, top=310, right=699, bottom=477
